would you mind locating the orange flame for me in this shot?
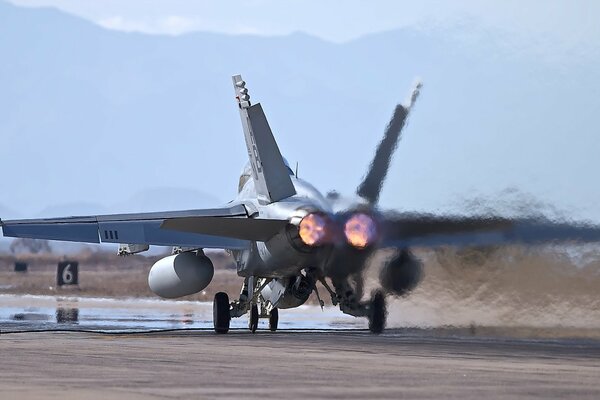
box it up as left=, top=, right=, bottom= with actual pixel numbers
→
left=344, top=213, right=377, bottom=248
left=299, top=213, right=329, bottom=246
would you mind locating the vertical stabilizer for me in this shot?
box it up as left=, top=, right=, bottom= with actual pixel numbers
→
left=232, top=75, right=296, bottom=203
left=357, top=81, right=422, bottom=205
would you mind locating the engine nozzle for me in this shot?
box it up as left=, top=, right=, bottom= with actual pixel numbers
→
left=344, top=213, right=378, bottom=249
left=298, top=212, right=331, bottom=247
left=291, top=210, right=379, bottom=250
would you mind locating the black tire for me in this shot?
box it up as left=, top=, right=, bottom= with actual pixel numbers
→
left=213, top=292, right=230, bottom=334
left=249, top=304, right=259, bottom=333
left=368, top=290, right=386, bottom=334
left=268, top=308, right=279, bottom=332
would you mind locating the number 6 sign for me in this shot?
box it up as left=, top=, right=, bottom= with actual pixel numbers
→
left=57, top=261, right=79, bottom=286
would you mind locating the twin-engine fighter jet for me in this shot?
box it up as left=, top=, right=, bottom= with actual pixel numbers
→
left=3, top=75, right=600, bottom=333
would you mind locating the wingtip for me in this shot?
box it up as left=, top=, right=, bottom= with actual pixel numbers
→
left=232, top=75, right=251, bottom=108
left=232, top=74, right=245, bottom=86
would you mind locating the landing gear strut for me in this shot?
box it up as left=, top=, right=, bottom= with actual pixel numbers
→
left=325, top=277, right=388, bottom=334
left=213, top=292, right=231, bottom=334
left=249, top=304, right=259, bottom=333
left=269, top=308, right=279, bottom=332
left=368, top=290, right=386, bottom=334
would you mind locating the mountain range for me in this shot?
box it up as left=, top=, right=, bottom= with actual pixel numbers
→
left=1, top=0, right=599, bottom=224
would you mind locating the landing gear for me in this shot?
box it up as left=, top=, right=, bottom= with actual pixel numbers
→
left=368, top=290, right=386, bottom=334
left=229, top=277, right=279, bottom=333
left=323, top=277, right=388, bottom=334
left=249, top=304, right=259, bottom=333
left=269, top=308, right=279, bottom=332
left=213, top=292, right=230, bottom=334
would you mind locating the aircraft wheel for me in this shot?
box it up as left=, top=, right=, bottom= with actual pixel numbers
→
left=269, top=308, right=279, bottom=332
left=368, top=290, right=386, bottom=334
left=249, top=304, right=259, bottom=333
left=213, top=292, right=230, bottom=334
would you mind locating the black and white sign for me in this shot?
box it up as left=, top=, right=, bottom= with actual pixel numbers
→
left=14, top=261, right=28, bottom=273
left=57, top=261, right=79, bottom=286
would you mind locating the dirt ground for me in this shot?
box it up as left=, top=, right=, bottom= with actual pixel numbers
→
left=2, top=245, right=600, bottom=333
left=0, top=251, right=242, bottom=301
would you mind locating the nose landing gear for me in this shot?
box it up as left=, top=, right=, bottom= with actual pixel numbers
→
left=214, top=277, right=281, bottom=334
left=247, top=304, right=279, bottom=333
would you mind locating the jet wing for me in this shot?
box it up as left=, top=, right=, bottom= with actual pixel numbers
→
left=161, top=217, right=288, bottom=242
left=1, top=204, right=288, bottom=249
left=381, top=213, right=600, bottom=248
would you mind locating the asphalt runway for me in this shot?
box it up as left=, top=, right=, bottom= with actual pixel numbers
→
left=1, top=330, right=599, bottom=400
left=1, top=294, right=599, bottom=399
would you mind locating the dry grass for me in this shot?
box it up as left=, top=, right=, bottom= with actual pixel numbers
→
left=0, top=251, right=242, bottom=301
left=2, top=246, right=600, bottom=331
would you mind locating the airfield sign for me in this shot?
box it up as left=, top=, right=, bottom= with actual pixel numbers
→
left=57, top=261, right=79, bottom=286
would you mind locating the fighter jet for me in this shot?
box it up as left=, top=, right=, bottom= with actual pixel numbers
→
left=3, top=75, right=600, bottom=334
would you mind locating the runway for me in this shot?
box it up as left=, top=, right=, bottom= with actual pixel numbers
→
left=1, top=330, right=599, bottom=399
left=1, top=294, right=599, bottom=399
left=0, top=293, right=363, bottom=331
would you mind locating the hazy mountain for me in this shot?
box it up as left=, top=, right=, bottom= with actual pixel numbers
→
left=109, top=187, right=222, bottom=214
left=35, top=202, right=109, bottom=218
left=0, top=204, right=20, bottom=219
left=1, top=0, right=599, bottom=221
left=33, top=188, right=221, bottom=217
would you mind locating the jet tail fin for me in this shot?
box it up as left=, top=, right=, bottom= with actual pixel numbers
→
left=357, top=80, right=422, bottom=205
left=232, top=75, right=296, bottom=203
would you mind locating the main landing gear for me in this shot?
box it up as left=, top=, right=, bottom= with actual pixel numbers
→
left=269, top=307, right=279, bottom=332
left=368, top=290, right=386, bottom=334
left=320, top=277, right=388, bottom=334
left=213, top=292, right=231, bottom=334
left=213, top=277, right=280, bottom=334
left=248, top=304, right=259, bottom=333
left=212, top=275, right=387, bottom=334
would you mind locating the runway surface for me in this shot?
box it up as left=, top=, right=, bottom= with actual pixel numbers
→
left=0, top=293, right=363, bottom=331
left=1, top=294, right=599, bottom=399
left=1, top=330, right=599, bottom=399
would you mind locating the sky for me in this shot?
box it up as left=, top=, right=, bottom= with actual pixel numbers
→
left=9, top=0, right=600, bottom=47
left=2, top=0, right=600, bottom=223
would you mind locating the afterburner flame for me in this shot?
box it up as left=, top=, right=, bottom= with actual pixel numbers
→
left=298, top=213, right=329, bottom=246
left=344, top=213, right=377, bottom=249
